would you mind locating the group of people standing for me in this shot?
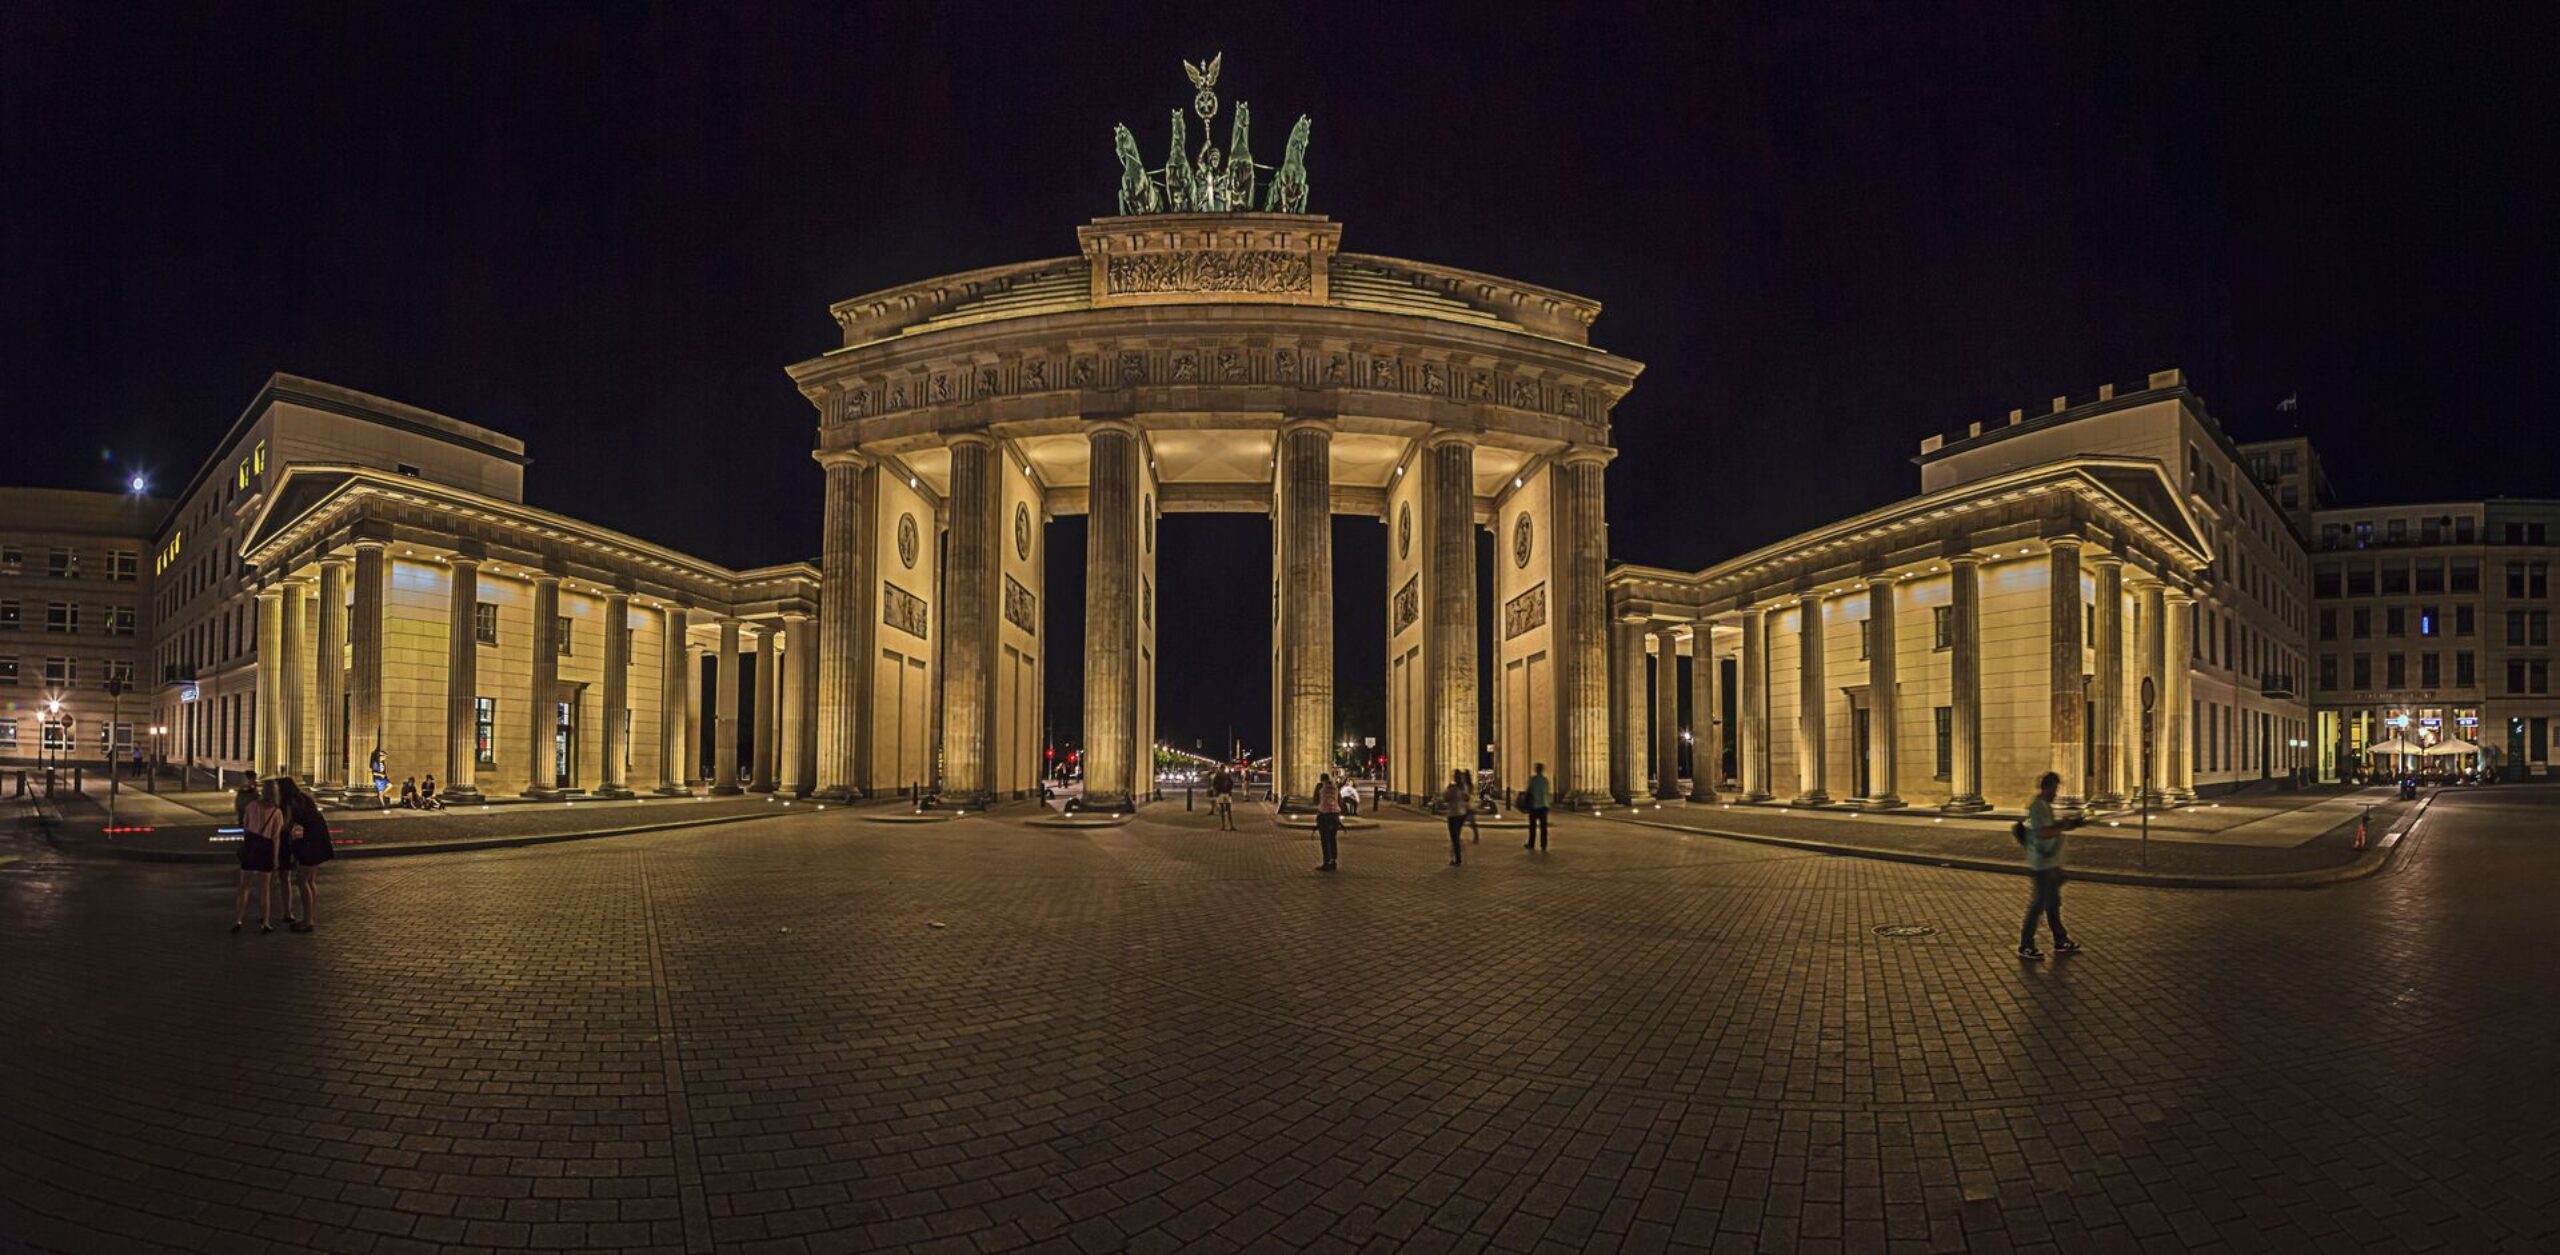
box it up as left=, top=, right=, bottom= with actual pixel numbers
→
left=1297, top=762, right=1556, bottom=872
left=231, top=777, right=333, bottom=933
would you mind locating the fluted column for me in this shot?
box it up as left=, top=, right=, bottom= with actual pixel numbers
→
left=2046, top=539, right=2086, bottom=814
left=657, top=604, right=692, bottom=795
left=1610, top=619, right=1644, bottom=803
left=1740, top=605, right=1771, bottom=801
left=780, top=612, right=815, bottom=795
left=279, top=577, right=310, bottom=783
left=347, top=541, right=385, bottom=794
left=812, top=451, right=871, bottom=800
left=254, top=586, right=283, bottom=778
left=311, top=561, right=347, bottom=797
left=2088, top=555, right=2126, bottom=806
left=1273, top=419, right=1334, bottom=808
left=442, top=557, right=485, bottom=802
left=1943, top=554, right=1989, bottom=812
left=712, top=618, right=742, bottom=795
left=525, top=574, right=563, bottom=798
left=1864, top=576, right=1902, bottom=807
left=751, top=623, right=780, bottom=793
left=1652, top=626, right=1681, bottom=798
left=2162, top=586, right=2195, bottom=800
left=1553, top=446, right=1613, bottom=807
left=1793, top=591, right=1830, bottom=805
left=940, top=434, right=1001, bottom=805
left=1688, top=623, right=1718, bottom=800
left=598, top=591, right=633, bottom=798
left=1082, top=421, right=1141, bottom=810
left=1421, top=434, right=1478, bottom=808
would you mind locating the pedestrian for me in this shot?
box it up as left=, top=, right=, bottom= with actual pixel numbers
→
left=232, top=777, right=257, bottom=828
left=399, top=776, right=419, bottom=809
left=1523, top=761, right=1552, bottom=851
left=233, top=779, right=287, bottom=934
left=369, top=746, right=390, bottom=808
left=1442, top=770, right=1473, bottom=866
left=1339, top=777, right=1359, bottom=817
left=420, top=773, right=445, bottom=810
left=2017, top=770, right=2080, bottom=960
left=1212, top=765, right=1237, bottom=831
left=275, top=776, right=332, bottom=933
left=1313, top=771, right=1342, bottom=872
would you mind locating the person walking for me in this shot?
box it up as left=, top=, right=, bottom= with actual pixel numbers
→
left=1313, top=771, right=1342, bottom=872
left=233, top=779, right=287, bottom=934
left=2018, top=770, right=2080, bottom=959
left=276, top=777, right=332, bottom=933
left=1523, top=761, right=1553, bottom=852
left=1211, top=766, right=1237, bottom=830
left=1442, top=770, right=1473, bottom=866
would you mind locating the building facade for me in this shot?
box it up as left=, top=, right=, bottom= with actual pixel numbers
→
left=0, top=489, right=164, bottom=770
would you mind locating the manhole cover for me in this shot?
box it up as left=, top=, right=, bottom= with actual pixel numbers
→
left=1872, top=923, right=1938, bottom=938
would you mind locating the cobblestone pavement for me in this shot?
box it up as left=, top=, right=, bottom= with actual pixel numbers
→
left=4, top=784, right=2556, bottom=1253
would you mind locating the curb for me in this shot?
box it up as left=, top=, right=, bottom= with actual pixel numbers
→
left=93, top=806, right=817, bottom=864
left=1598, top=792, right=2436, bottom=890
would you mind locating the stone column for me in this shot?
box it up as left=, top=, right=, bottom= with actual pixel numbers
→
left=443, top=557, right=485, bottom=803
left=1421, top=433, right=1478, bottom=808
left=1273, top=419, right=1334, bottom=809
left=1552, top=446, right=1613, bottom=807
left=657, top=604, right=692, bottom=795
left=1688, top=622, right=1718, bottom=800
left=1740, top=605, right=1771, bottom=801
left=1944, top=554, right=1988, bottom=812
left=1610, top=619, right=1644, bottom=804
left=812, top=450, right=871, bottom=801
left=278, top=577, right=309, bottom=783
left=1081, top=421, right=1141, bottom=810
left=1652, top=625, right=1682, bottom=798
left=2088, top=555, right=2126, bottom=806
left=2047, top=539, right=2086, bottom=813
left=598, top=591, right=633, bottom=798
left=751, top=623, right=780, bottom=793
left=1865, top=576, right=1902, bottom=807
left=1793, top=591, right=1830, bottom=805
left=347, top=541, right=385, bottom=796
left=780, top=612, right=815, bottom=795
left=684, top=646, right=704, bottom=785
left=939, top=436, right=1001, bottom=804
left=712, top=618, right=742, bottom=795
left=525, top=574, right=562, bottom=798
left=2162, top=586, right=2195, bottom=800
left=313, top=560, right=347, bottom=798
left=254, top=585, right=283, bottom=778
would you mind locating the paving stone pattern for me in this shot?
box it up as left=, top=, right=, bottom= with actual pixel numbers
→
left=4, top=786, right=2557, bottom=1253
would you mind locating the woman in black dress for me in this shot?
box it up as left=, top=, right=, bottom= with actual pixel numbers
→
left=233, top=779, right=286, bottom=933
left=275, top=777, right=330, bottom=932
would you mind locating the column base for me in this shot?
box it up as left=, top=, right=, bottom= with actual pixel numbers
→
left=811, top=785, right=853, bottom=802
left=1743, top=790, right=1775, bottom=803
left=1791, top=790, right=1831, bottom=806
left=2166, top=788, right=2196, bottom=804
left=654, top=784, right=695, bottom=797
left=2087, top=791, right=2126, bottom=809
left=1940, top=795, right=1991, bottom=814
left=710, top=783, right=743, bottom=796
left=524, top=787, right=568, bottom=801
left=1688, top=788, right=1717, bottom=804
left=1652, top=785, right=1684, bottom=801
left=749, top=779, right=777, bottom=795
left=592, top=786, right=637, bottom=800
left=1858, top=795, right=1906, bottom=810
left=1069, top=794, right=1136, bottom=814
left=939, top=790, right=995, bottom=811
left=440, top=787, right=485, bottom=805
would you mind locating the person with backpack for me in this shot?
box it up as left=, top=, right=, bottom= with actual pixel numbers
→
left=1313, top=771, right=1342, bottom=872
left=2016, top=770, right=2080, bottom=960
left=275, top=776, right=333, bottom=933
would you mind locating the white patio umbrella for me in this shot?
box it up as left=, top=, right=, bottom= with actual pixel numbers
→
left=2367, top=736, right=2423, bottom=756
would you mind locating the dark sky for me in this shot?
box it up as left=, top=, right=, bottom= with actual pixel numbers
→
left=7, top=1, right=2554, bottom=756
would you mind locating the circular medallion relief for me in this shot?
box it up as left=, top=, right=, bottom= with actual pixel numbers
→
left=897, top=512, right=919, bottom=570
left=1014, top=502, right=1032, bottom=561
left=1398, top=503, right=1413, bottom=560
left=1513, top=512, right=1535, bottom=569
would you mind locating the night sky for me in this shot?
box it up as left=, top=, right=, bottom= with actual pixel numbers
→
left=7, top=2, right=2554, bottom=756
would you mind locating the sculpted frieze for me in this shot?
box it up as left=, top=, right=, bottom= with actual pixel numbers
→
left=1103, top=249, right=1314, bottom=296
left=1504, top=583, right=1548, bottom=640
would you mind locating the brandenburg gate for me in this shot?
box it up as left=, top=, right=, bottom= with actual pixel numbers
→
left=785, top=61, right=1642, bottom=810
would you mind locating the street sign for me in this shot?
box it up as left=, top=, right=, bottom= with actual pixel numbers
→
left=2140, top=675, right=2157, bottom=713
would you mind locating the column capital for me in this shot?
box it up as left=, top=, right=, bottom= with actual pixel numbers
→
left=1278, top=415, right=1337, bottom=438
left=2162, top=586, right=2198, bottom=605
left=1082, top=416, right=1142, bottom=438
left=2048, top=534, right=2085, bottom=551
left=1555, top=443, right=1614, bottom=469
left=1946, top=551, right=1985, bottom=568
left=813, top=447, right=872, bottom=471
left=945, top=430, right=999, bottom=450
left=2090, top=549, right=2126, bottom=569
left=1422, top=429, right=1478, bottom=451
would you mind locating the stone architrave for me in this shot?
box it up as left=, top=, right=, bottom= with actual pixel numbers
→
left=526, top=574, right=563, bottom=799
left=1739, top=605, right=1771, bottom=802
left=443, top=557, right=485, bottom=803
left=598, top=591, right=634, bottom=799
left=1652, top=625, right=1681, bottom=799
left=941, top=435, right=1003, bottom=806
left=347, top=541, right=386, bottom=796
left=1687, top=622, right=1718, bottom=801
left=1552, top=447, right=1614, bottom=807
left=2088, top=555, right=2126, bottom=807
left=1864, top=576, right=1902, bottom=807
left=313, top=560, right=347, bottom=798
left=1272, top=419, right=1334, bottom=808
left=2047, top=539, right=2086, bottom=814
left=1081, top=422, right=1142, bottom=811
left=1793, top=591, right=1829, bottom=806
left=1943, top=554, right=1989, bottom=813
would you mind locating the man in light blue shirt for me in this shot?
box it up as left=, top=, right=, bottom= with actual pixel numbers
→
left=2018, top=770, right=2080, bottom=959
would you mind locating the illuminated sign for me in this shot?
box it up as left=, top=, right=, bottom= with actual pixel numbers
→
left=179, top=684, right=199, bottom=704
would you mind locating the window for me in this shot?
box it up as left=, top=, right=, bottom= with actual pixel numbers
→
left=1933, top=706, right=1953, bottom=779
left=47, top=548, right=78, bottom=578
left=41, top=716, right=72, bottom=753
left=2507, top=611, right=2526, bottom=646
left=2422, top=654, right=2441, bottom=687
left=2320, top=525, right=2343, bottom=553
left=2386, top=607, right=2405, bottom=638
left=2353, top=654, right=2372, bottom=689
left=2535, top=661, right=2551, bottom=695
left=556, top=615, right=574, bottom=657
left=0, top=600, right=17, bottom=630
left=2318, top=609, right=2337, bottom=641
left=2314, top=565, right=2342, bottom=597
left=2453, top=561, right=2480, bottom=593
left=45, top=603, right=77, bottom=633
left=2457, top=605, right=2476, bottom=636
left=0, top=546, right=19, bottom=575
left=2457, top=517, right=2476, bottom=543
left=2509, top=660, right=2528, bottom=695
left=2319, top=655, right=2338, bottom=690
left=2423, top=517, right=2444, bottom=544
left=2354, top=521, right=2374, bottom=548
left=106, top=550, right=137, bottom=582
left=104, top=659, right=132, bottom=686
left=2508, top=562, right=2527, bottom=598
left=2387, top=654, right=2405, bottom=688
left=2458, top=652, right=2476, bottom=687
left=475, top=602, right=499, bottom=645
left=0, top=656, right=15, bottom=684
left=1932, top=606, right=1952, bottom=650
left=474, top=697, right=496, bottom=765
left=0, top=721, right=14, bottom=750
left=106, top=606, right=136, bottom=637
left=45, top=656, right=75, bottom=686
left=397, top=463, right=423, bottom=477
left=2347, top=565, right=2375, bottom=597
left=2534, top=611, right=2551, bottom=647
left=2382, top=563, right=2409, bottom=595
left=2387, top=519, right=2408, bottom=543
left=2534, top=563, right=2551, bottom=599
left=2417, top=560, right=2444, bottom=593
left=2280, top=485, right=2299, bottom=509
left=2418, top=606, right=2438, bottom=637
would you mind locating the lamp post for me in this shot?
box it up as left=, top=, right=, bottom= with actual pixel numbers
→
left=149, top=724, right=168, bottom=794
left=41, top=697, right=64, bottom=797
left=103, top=676, right=125, bottom=829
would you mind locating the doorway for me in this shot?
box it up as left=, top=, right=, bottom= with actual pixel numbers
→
left=552, top=699, right=576, bottom=789
left=1851, top=703, right=1871, bottom=799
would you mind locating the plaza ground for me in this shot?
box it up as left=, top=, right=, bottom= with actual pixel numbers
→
left=4, top=785, right=2556, bottom=1252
